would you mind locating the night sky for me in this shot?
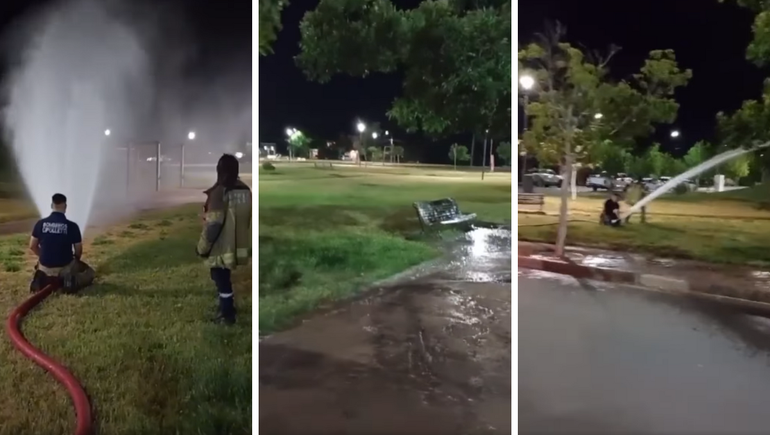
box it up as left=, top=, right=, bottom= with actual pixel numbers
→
left=519, top=0, right=764, bottom=155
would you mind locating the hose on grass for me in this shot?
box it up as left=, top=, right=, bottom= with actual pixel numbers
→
left=5, top=284, right=93, bottom=435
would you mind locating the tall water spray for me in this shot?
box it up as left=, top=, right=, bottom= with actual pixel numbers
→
left=3, top=0, right=152, bottom=231
left=622, top=142, right=770, bottom=218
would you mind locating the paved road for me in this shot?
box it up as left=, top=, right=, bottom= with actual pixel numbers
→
left=519, top=269, right=770, bottom=435
left=260, top=228, right=512, bottom=434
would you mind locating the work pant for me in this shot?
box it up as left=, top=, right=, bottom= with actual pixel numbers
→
left=210, top=267, right=235, bottom=319
left=31, top=260, right=95, bottom=293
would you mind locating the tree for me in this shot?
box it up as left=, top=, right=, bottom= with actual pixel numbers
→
left=661, top=153, right=687, bottom=178
left=259, top=0, right=289, bottom=56
left=392, top=145, right=405, bottom=163
left=519, top=24, right=691, bottom=255
left=496, top=141, right=512, bottom=165
left=682, top=140, right=710, bottom=184
left=367, top=146, right=383, bottom=161
left=449, top=144, right=470, bottom=168
left=714, top=2, right=770, bottom=182
left=724, top=153, right=751, bottom=183
left=287, top=130, right=310, bottom=160
left=590, top=140, right=631, bottom=175
left=297, top=0, right=511, bottom=138
left=641, top=144, right=666, bottom=178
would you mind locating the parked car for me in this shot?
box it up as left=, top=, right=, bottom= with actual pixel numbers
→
left=643, top=176, right=696, bottom=193
left=587, top=173, right=626, bottom=191
left=527, top=168, right=563, bottom=188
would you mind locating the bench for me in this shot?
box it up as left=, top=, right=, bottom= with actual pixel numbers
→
left=313, top=162, right=333, bottom=169
left=413, top=198, right=477, bottom=231
left=518, top=193, right=544, bottom=211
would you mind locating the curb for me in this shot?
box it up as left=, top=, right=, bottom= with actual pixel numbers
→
left=518, top=254, right=770, bottom=317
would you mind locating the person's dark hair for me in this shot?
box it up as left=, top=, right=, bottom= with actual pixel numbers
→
left=52, top=193, right=67, bottom=205
left=216, top=154, right=240, bottom=188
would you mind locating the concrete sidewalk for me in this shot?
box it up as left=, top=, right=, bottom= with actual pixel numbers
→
left=260, top=228, right=513, bottom=434
left=518, top=241, right=770, bottom=312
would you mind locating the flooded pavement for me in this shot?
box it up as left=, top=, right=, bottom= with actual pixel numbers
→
left=520, top=241, right=770, bottom=296
left=260, top=228, right=512, bottom=434
left=520, top=268, right=770, bottom=435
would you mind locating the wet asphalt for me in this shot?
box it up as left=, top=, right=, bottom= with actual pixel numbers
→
left=260, top=228, right=512, bottom=435
left=519, top=269, right=770, bottom=435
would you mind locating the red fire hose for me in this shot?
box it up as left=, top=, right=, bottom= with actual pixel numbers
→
left=5, top=284, right=93, bottom=435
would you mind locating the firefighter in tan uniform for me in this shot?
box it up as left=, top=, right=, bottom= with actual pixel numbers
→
left=196, top=154, right=252, bottom=324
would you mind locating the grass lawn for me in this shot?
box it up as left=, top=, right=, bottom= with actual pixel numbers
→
left=519, top=184, right=770, bottom=265
left=259, top=165, right=511, bottom=334
left=0, top=204, right=251, bottom=435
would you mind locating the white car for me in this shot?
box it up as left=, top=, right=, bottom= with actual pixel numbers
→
left=587, top=174, right=626, bottom=191
left=527, top=169, right=563, bottom=188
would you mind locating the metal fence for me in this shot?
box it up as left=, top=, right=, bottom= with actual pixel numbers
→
left=105, top=142, right=250, bottom=198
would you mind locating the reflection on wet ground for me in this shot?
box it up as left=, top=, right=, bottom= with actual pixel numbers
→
left=260, top=228, right=512, bottom=434
left=524, top=242, right=770, bottom=295
left=520, top=268, right=770, bottom=435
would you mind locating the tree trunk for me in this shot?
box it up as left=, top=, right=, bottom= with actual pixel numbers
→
left=470, top=136, right=476, bottom=167
left=555, top=153, right=573, bottom=256
left=570, top=163, right=578, bottom=200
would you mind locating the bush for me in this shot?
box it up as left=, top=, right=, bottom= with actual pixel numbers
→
left=673, top=183, right=689, bottom=195
left=261, top=162, right=276, bottom=171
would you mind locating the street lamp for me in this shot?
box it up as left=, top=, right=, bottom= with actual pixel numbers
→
left=188, top=131, right=196, bottom=140
left=104, top=129, right=111, bottom=136
left=594, top=113, right=603, bottom=120
left=519, top=75, right=535, bottom=90
left=355, top=121, right=366, bottom=166
left=372, top=132, right=378, bottom=139
left=519, top=75, right=536, bottom=184
left=671, top=130, right=680, bottom=138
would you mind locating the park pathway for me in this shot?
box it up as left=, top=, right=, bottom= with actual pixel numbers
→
left=259, top=228, right=512, bottom=434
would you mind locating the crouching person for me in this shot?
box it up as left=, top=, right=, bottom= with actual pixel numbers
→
left=601, top=193, right=622, bottom=227
left=197, top=154, right=252, bottom=325
left=28, top=193, right=95, bottom=293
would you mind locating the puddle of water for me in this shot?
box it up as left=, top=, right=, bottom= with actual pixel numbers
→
left=579, top=254, right=629, bottom=270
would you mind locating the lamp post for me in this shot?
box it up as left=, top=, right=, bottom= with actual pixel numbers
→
left=356, top=121, right=366, bottom=166
left=181, top=131, right=194, bottom=187
left=482, top=128, right=489, bottom=180
left=519, top=74, right=535, bottom=184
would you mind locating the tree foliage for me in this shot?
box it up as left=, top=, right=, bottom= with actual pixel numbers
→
left=725, top=153, right=752, bottom=181
left=449, top=143, right=470, bottom=164
left=683, top=140, right=709, bottom=169
left=519, top=25, right=691, bottom=169
left=518, top=23, right=690, bottom=254
left=288, top=130, right=311, bottom=158
left=392, top=145, right=405, bottom=162
left=496, top=141, right=511, bottom=165
left=259, top=0, right=289, bottom=56
left=297, top=0, right=511, bottom=137
left=590, top=140, right=631, bottom=175
left=717, top=2, right=770, bottom=180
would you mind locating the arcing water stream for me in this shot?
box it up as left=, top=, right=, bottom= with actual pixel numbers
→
left=622, top=142, right=770, bottom=219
